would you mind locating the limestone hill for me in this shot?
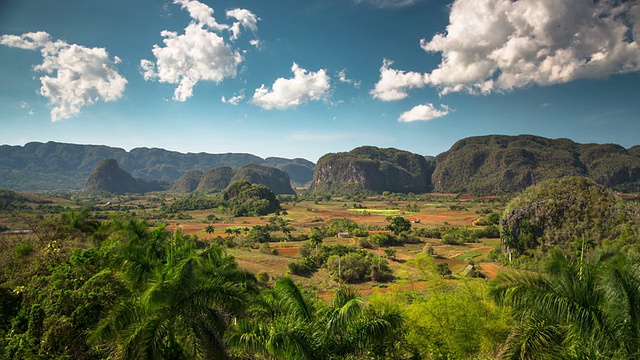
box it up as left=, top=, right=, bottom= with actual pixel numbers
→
left=501, top=176, right=640, bottom=256
left=311, top=146, right=434, bottom=194
left=84, top=159, right=168, bottom=194
left=433, top=135, right=640, bottom=193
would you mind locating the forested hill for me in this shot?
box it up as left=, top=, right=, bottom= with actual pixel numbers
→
left=0, top=142, right=314, bottom=191
left=311, top=146, right=435, bottom=194
left=433, top=135, right=640, bottom=193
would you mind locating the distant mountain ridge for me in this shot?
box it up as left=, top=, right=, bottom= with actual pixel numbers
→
left=0, top=141, right=314, bottom=191
left=87, top=160, right=294, bottom=195
left=433, top=135, right=640, bottom=193
left=3, top=135, right=640, bottom=194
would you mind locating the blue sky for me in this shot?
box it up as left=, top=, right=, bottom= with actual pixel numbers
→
left=1, top=0, right=639, bottom=162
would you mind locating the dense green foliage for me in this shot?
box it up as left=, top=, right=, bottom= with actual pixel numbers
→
left=387, top=216, right=412, bottom=235
left=501, top=176, right=640, bottom=257
left=490, top=249, right=640, bottom=359
left=162, top=194, right=222, bottom=213
left=433, top=134, right=640, bottom=193
left=222, top=180, right=281, bottom=216
left=312, top=146, right=434, bottom=195
left=230, top=278, right=404, bottom=359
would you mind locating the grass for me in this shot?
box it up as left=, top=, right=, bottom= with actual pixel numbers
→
left=347, top=209, right=402, bottom=215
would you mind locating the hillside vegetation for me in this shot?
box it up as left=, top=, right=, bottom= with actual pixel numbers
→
left=3, top=135, right=640, bottom=195
left=85, top=159, right=169, bottom=194
left=312, top=146, right=434, bottom=194
left=0, top=142, right=312, bottom=191
left=87, top=160, right=295, bottom=195
left=433, top=135, right=640, bottom=193
left=501, top=176, right=640, bottom=258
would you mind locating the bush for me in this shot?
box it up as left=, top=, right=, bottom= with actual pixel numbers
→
left=327, top=253, right=370, bottom=283
left=475, top=224, right=500, bottom=238
left=398, top=232, right=422, bottom=244
left=413, top=227, right=443, bottom=239
left=423, top=244, right=435, bottom=256
left=370, top=233, right=400, bottom=247
left=436, top=262, right=452, bottom=277
left=256, top=270, right=269, bottom=283
left=287, top=258, right=316, bottom=276
left=15, top=240, right=34, bottom=258
left=326, top=251, right=393, bottom=283
left=476, top=212, right=500, bottom=226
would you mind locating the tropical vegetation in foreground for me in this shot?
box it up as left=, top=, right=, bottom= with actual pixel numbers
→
left=1, top=176, right=640, bottom=359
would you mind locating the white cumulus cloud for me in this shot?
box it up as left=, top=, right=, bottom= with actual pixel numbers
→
left=420, top=0, right=640, bottom=94
left=173, top=0, right=228, bottom=31
left=226, top=8, right=259, bottom=40
left=251, top=63, right=331, bottom=110
left=1, top=31, right=126, bottom=121
left=371, top=59, right=428, bottom=101
left=337, top=69, right=361, bottom=88
left=398, top=103, right=450, bottom=122
left=0, top=31, right=51, bottom=50
left=142, top=1, right=254, bottom=101
left=221, top=90, right=245, bottom=105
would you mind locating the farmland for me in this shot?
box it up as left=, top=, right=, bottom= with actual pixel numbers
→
left=1, top=191, right=506, bottom=294
left=2, top=191, right=506, bottom=296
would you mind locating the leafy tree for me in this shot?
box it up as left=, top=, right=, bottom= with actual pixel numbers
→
left=387, top=216, right=412, bottom=235
left=404, top=280, right=511, bottom=359
left=436, top=262, right=452, bottom=278
left=309, top=227, right=324, bottom=247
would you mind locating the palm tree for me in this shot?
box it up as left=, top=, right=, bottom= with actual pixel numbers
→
left=489, top=249, right=640, bottom=359
left=204, top=225, right=215, bottom=239
left=90, top=220, right=256, bottom=359
left=230, top=277, right=403, bottom=359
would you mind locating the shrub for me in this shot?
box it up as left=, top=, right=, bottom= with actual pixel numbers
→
left=475, top=224, right=500, bottom=238
left=370, top=233, right=400, bottom=247
left=423, top=244, right=435, bottom=256
left=436, top=262, right=452, bottom=277
left=413, top=227, right=443, bottom=239
left=327, top=253, right=370, bottom=283
left=287, top=258, right=315, bottom=276
left=256, top=270, right=269, bottom=283
left=15, top=240, right=34, bottom=258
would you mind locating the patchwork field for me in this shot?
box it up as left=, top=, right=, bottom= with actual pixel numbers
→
left=159, top=194, right=509, bottom=295
left=0, top=191, right=509, bottom=297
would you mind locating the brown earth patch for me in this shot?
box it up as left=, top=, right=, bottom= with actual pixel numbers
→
left=476, top=262, right=504, bottom=279
left=275, top=247, right=299, bottom=257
